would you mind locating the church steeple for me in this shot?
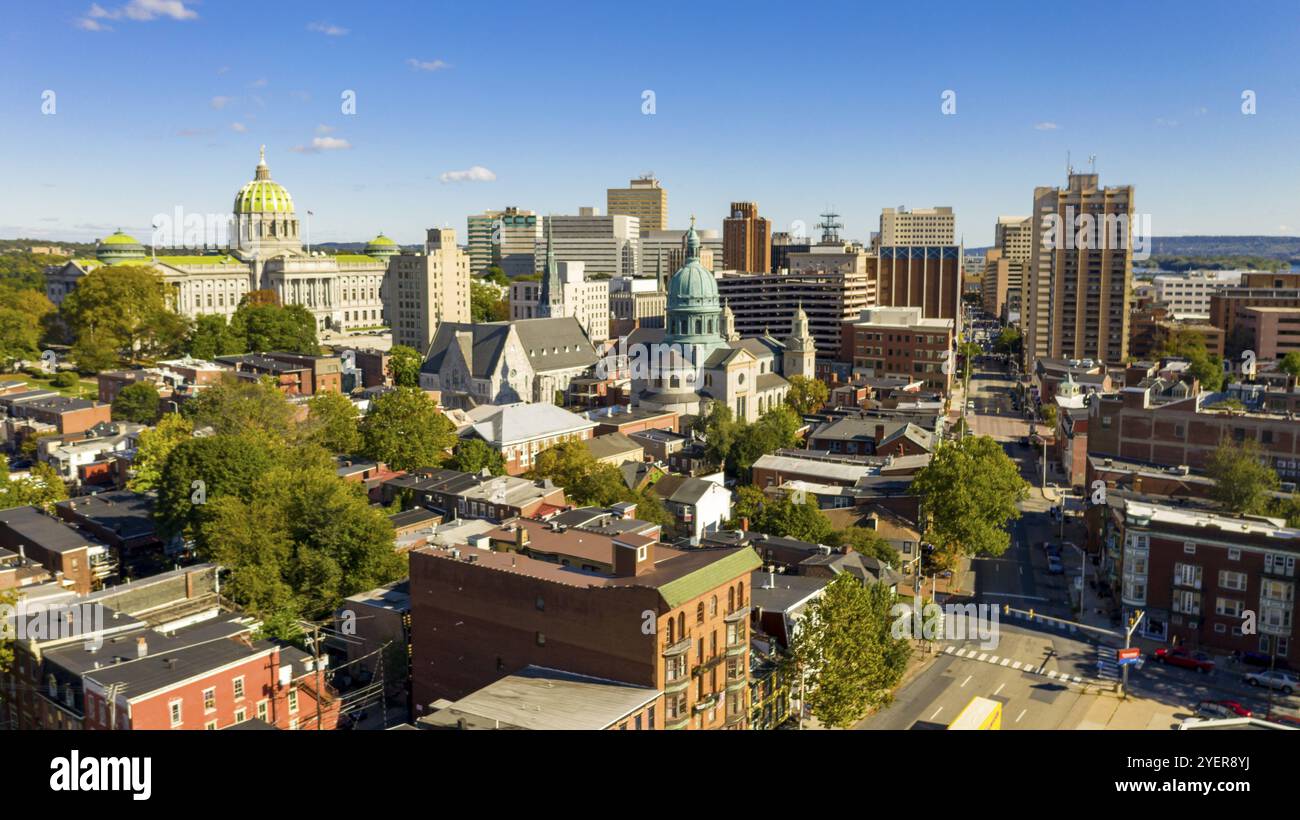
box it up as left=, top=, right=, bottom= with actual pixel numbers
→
left=722, top=299, right=739, bottom=342
left=538, top=215, right=562, bottom=318
left=783, top=301, right=816, bottom=379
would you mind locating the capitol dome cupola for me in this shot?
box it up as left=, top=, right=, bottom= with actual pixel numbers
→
left=233, top=145, right=301, bottom=257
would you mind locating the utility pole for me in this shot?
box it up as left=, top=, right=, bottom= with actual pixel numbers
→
left=1122, top=609, right=1145, bottom=699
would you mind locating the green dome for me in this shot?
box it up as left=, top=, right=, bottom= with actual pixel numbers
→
left=234, top=179, right=295, bottom=214
left=365, top=233, right=400, bottom=258
left=101, top=229, right=142, bottom=246
left=666, top=221, right=718, bottom=312
left=233, top=146, right=295, bottom=214
left=96, top=229, right=147, bottom=264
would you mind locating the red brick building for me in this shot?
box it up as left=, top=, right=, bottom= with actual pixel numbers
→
left=409, top=533, right=761, bottom=730
left=1103, top=496, right=1298, bottom=660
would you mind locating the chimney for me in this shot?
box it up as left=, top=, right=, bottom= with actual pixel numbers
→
left=875, top=424, right=885, bottom=442
left=515, top=524, right=530, bottom=548
left=739, top=517, right=749, bottom=532
left=613, top=538, right=654, bottom=576
left=136, top=637, right=147, bottom=658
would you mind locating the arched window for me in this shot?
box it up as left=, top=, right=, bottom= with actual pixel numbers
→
left=677, top=612, right=686, bottom=639
left=710, top=596, right=717, bottom=617
left=737, top=580, right=744, bottom=607
left=728, top=587, right=736, bottom=612
left=666, top=618, right=676, bottom=643
left=696, top=602, right=705, bottom=623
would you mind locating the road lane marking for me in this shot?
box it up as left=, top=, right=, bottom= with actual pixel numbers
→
left=1016, top=709, right=1027, bottom=723
left=929, top=707, right=944, bottom=721
left=961, top=675, right=972, bottom=688
left=994, top=683, right=1005, bottom=696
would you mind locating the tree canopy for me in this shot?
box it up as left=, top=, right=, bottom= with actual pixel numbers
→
left=695, top=402, right=801, bottom=479
left=786, top=375, right=829, bottom=415
left=387, top=345, right=423, bottom=388
left=111, top=381, right=161, bottom=424
left=302, top=390, right=361, bottom=454
left=731, top=484, right=834, bottom=543
left=1206, top=438, right=1279, bottom=515
left=60, top=264, right=187, bottom=367
left=359, top=387, right=457, bottom=471
left=446, top=437, right=506, bottom=476
left=910, top=435, right=1028, bottom=570
left=788, top=575, right=911, bottom=728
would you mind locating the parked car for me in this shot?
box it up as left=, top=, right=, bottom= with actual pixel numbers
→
left=1195, top=700, right=1252, bottom=719
left=1233, top=649, right=1289, bottom=669
left=1046, top=555, right=1064, bottom=574
left=1244, top=669, right=1298, bottom=694
left=1153, top=647, right=1216, bottom=674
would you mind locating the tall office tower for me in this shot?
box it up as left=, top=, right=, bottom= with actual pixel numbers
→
left=723, top=202, right=771, bottom=273
left=1024, top=172, right=1135, bottom=370
left=388, top=227, right=471, bottom=354
left=607, top=175, right=667, bottom=233
left=467, top=207, right=541, bottom=277
left=641, top=228, right=722, bottom=288
left=995, top=215, right=1033, bottom=263
left=875, top=207, right=962, bottom=330
left=533, top=209, right=641, bottom=279
left=981, top=248, right=1024, bottom=323
left=879, top=207, right=956, bottom=246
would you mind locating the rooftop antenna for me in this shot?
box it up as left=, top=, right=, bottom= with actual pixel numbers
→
left=1088, top=154, right=1097, bottom=174
left=816, top=208, right=843, bottom=244
left=1066, top=150, right=1073, bottom=177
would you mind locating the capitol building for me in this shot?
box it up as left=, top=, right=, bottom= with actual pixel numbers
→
left=45, top=147, right=393, bottom=332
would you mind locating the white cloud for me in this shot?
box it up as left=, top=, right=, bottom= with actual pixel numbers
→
left=76, top=16, right=111, bottom=31
left=308, top=21, right=349, bottom=36
left=210, top=95, right=233, bottom=110
left=81, top=0, right=197, bottom=25
left=407, top=58, right=450, bottom=72
left=440, top=165, right=496, bottom=184
left=1033, top=121, right=1059, bottom=131
left=231, top=122, right=247, bottom=133
left=316, top=124, right=335, bottom=135
left=290, top=136, right=353, bottom=154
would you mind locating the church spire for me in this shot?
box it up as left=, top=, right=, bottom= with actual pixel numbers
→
left=684, top=214, right=700, bottom=260
left=538, top=215, right=561, bottom=318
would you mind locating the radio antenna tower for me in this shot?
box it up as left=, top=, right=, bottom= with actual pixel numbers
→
left=816, top=208, right=844, bottom=244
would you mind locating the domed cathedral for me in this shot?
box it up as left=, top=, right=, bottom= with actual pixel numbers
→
left=631, top=218, right=795, bottom=424
left=45, top=146, right=392, bottom=334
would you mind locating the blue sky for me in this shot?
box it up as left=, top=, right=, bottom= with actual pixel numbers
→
left=4, top=0, right=1300, bottom=247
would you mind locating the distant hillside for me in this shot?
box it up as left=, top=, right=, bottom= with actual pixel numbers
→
left=1150, top=236, right=1300, bottom=259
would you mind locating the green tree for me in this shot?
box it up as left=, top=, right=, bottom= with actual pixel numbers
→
left=201, top=458, right=405, bottom=625
left=471, top=281, right=509, bottom=323
left=359, top=387, right=457, bottom=471
left=112, top=381, right=161, bottom=424
left=128, top=413, right=194, bottom=493
left=228, top=300, right=318, bottom=354
left=836, top=526, right=897, bottom=564
left=729, top=485, right=833, bottom=543
left=0, top=588, right=16, bottom=675
left=994, top=326, right=1021, bottom=356
left=911, top=435, right=1029, bottom=570
left=1206, top=438, right=1279, bottom=515
left=60, top=264, right=187, bottom=366
left=0, top=287, right=54, bottom=370
left=185, top=313, right=243, bottom=360
left=528, top=439, right=596, bottom=492
left=302, top=390, right=361, bottom=454
left=183, top=374, right=296, bottom=440
left=447, top=437, right=506, bottom=475
left=155, top=434, right=279, bottom=540
left=788, top=575, right=911, bottom=728
left=387, top=344, right=423, bottom=387
left=786, top=375, right=829, bottom=415
left=1156, top=328, right=1223, bottom=391
left=481, top=266, right=509, bottom=286
left=1279, top=351, right=1300, bottom=379
left=0, top=461, right=68, bottom=513
left=1041, top=403, right=1058, bottom=430
left=694, top=401, right=739, bottom=472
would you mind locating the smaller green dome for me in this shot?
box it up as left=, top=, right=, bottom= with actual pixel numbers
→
left=365, top=233, right=400, bottom=258
left=96, top=229, right=147, bottom=264
left=102, top=229, right=141, bottom=246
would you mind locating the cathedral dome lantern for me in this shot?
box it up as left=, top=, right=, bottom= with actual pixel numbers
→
left=665, top=217, right=723, bottom=346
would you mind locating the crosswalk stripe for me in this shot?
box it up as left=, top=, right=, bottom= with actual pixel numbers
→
left=977, top=653, right=988, bottom=662
left=1047, top=670, right=1058, bottom=679
left=944, top=646, right=955, bottom=654
left=988, top=656, right=999, bottom=664
left=1012, top=661, right=1022, bottom=670
left=1001, top=658, right=1011, bottom=666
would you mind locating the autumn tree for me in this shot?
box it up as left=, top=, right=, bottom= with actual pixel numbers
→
left=786, top=375, right=829, bottom=415
left=359, top=387, right=457, bottom=471
left=60, top=264, right=187, bottom=367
